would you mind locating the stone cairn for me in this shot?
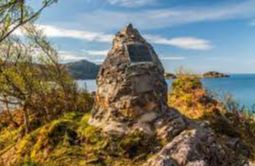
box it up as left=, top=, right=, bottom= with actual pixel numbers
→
left=89, top=24, right=186, bottom=139
left=89, top=24, right=250, bottom=166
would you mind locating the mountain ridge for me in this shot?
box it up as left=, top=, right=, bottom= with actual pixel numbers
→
left=66, top=59, right=100, bottom=80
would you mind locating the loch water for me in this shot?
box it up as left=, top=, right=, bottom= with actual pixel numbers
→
left=77, top=74, right=255, bottom=109
left=201, top=74, right=255, bottom=109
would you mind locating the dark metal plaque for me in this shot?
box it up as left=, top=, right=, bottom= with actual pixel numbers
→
left=126, top=43, right=153, bottom=63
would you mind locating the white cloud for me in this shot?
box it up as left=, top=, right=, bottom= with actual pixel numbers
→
left=59, top=51, right=86, bottom=62
left=37, top=25, right=113, bottom=43
left=59, top=50, right=107, bottom=63
left=78, top=0, right=255, bottom=31
left=107, top=0, right=155, bottom=7
left=14, top=24, right=212, bottom=50
left=145, top=35, right=212, bottom=50
left=92, top=59, right=105, bottom=64
left=40, top=25, right=212, bottom=50
left=160, top=56, right=186, bottom=61
left=83, top=50, right=108, bottom=56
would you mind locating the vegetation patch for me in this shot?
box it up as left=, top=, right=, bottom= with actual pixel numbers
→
left=169, top=74, right=222, bottom=119
left=1, top=111, right=159, bottom=166
left=168, top=74, right=255, bottom=160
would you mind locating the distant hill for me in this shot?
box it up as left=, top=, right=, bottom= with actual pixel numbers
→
left=66, top=60, right=100, bottom=80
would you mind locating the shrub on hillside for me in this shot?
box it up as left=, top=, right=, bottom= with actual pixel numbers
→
left=169, top=74, right=221, bottom=119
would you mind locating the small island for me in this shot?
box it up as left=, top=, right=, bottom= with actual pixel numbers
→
left=203, top=71, right=230, bottom=78
left=164, top=72, right=177, bottom=79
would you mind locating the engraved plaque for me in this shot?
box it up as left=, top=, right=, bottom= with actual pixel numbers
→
left=126, top=43, right=153, bottom=63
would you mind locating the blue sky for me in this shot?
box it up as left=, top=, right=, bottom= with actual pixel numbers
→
left=28, top=0, right=255, bottom=73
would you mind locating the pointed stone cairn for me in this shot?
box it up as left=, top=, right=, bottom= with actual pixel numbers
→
left=89, top=24, right=250, bottom=166
left=89, top=24, right=186, bottom=138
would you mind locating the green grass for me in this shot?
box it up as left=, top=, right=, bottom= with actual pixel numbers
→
left=0, top=111, right=154, bottom=166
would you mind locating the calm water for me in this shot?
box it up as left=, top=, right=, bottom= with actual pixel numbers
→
left=77, top=74, right=255, bottom=108
left=202, top=74, right=255, bottom=108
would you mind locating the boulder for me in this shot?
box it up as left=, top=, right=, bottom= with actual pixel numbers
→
left=144, top=129, right=249, bottom=166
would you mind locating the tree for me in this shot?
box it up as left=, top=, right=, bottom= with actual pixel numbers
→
left=0, top=0, right=93, bottom=134
left=0, top=0, right=86, bottom=134
left=0, top=24, right=85, bottom=133
left=0, top=0, right=57, bottom=42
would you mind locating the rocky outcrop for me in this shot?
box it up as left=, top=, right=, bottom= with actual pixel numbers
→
left=145, top=128, right=249, bottom=166
left=89, top=24, right=251, bottom=165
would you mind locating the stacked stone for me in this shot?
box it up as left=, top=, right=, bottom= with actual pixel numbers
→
left=89, top=24, right=186, bottom=138
left=89, top=24, right=251, bottom=166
